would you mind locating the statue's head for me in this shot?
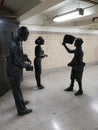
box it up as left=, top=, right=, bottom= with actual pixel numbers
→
left=18, top=26, right=29, bottom=41
left=35, top=36, right=44, bottom=45
left=74, top=38, right=83, bottom=47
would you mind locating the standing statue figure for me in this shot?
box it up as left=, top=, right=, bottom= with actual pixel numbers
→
left=34, top=36, right=48, bottom=89
left=7, top=26, right=32, bottom=115
left=62, top=35, right=85, bottom=96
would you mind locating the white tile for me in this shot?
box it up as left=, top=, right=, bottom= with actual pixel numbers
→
left=33, top=124, right=46, bottom=130
left=34, top=101, right=64, bottom=123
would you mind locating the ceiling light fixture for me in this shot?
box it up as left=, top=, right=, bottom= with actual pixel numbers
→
left=53, top=8, right=84, bottom=22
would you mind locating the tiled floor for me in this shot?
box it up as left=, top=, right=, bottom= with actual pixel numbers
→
left=0, top=65, right=98, bottom=130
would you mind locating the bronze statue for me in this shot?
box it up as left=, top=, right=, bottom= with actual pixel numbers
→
left=7, top=26, right=32, bottom=115
left=34, top=36, right=47, bottom=89
left=62, top=34, right=85, bottom=96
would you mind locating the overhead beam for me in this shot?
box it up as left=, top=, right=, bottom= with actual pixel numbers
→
left=82, top=0, right=98, bottom=4
left=18, top=0, right=64, bottom=22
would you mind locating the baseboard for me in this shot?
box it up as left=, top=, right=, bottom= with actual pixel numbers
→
left=23, top=61, right=98, bottom=77
left=85, top=61, right=98, bottom=67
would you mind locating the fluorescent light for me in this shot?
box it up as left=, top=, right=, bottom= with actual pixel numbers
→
left=53, top=11, right=83, bottom=22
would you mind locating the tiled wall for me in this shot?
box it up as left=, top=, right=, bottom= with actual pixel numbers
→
left=23, top=31, right=98, bottom=70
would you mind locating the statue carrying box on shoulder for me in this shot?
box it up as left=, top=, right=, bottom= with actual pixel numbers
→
left=62, top=34, right=85, bottom=96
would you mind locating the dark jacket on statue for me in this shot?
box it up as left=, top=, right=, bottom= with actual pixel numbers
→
left=7, top=37, right=26, bottom=79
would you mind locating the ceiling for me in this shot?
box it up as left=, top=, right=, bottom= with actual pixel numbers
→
left=0, top=0, right=98, bottom=29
